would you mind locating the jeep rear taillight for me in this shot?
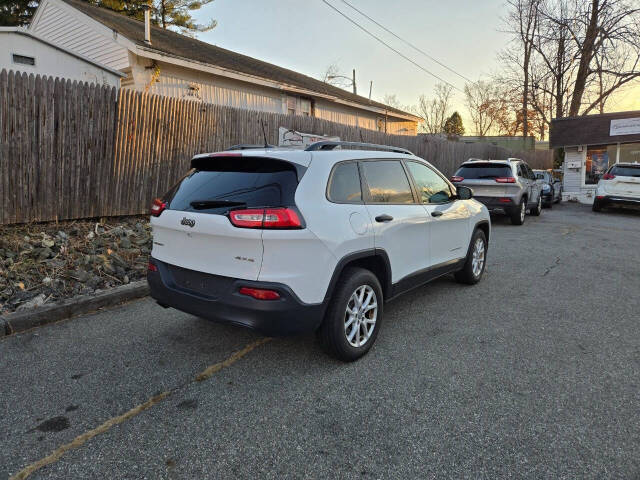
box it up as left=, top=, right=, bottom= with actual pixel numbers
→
left=150, top=198, right=166, bottom=217
left=229, top=208, right=302, bottom=229
left=602, top=173, right=615, bottom=180
left=450, top=176, right=464, bottom=182
left=495, top=177, right=516, bottom=183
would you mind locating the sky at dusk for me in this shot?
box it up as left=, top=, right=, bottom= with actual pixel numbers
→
left=192, top=0, right=640, bottom=133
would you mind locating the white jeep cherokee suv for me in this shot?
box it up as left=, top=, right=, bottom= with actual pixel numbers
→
left=147, top=142, right=490, bottom=361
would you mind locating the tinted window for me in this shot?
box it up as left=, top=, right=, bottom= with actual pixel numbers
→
left=361, top=161, right=414, bottom=204
left=406, top=161, right=452, bottom=204
left=328, top=162, right=362, bottom=203
left=166, top=157, right=299, bottom=214
left=610, top=165, right=640, bottom=177
left=455, top=163, right=512, bottom=179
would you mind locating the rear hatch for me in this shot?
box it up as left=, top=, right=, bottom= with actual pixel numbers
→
left=452, top=163, right=517, bottom=197
left=150, top=155, right=304, bottom=280
left=601, top=165, right=640, bottom=197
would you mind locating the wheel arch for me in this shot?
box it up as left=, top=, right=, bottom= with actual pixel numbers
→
left=474, top=220, right=490, bottom=243
left=324, top=249, right=392, bottom=303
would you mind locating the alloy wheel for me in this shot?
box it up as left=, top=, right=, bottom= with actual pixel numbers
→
left=471, top=237, right=485, bottom=278
left=344, top=285, right=377, bottom=348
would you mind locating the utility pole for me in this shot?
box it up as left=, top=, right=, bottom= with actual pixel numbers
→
left=368, top=81, right=372, bottom=101
left=352, top=69, right=357, bottom=95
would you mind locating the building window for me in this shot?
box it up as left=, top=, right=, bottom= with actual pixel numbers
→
left=300, top=98, right=311, bottom=116
left=585, top=146, right=614, bottom=184
left=12, top=54, right=35, bottom=66
left=619, top=142, right=640, bottom=164
left=285, top=95, right=313, bottom=116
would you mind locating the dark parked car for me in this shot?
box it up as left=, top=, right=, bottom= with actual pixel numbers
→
left=533, top=170, right=562, bottom=207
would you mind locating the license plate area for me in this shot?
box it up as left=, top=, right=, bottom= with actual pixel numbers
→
left=166, top=263, right=234, bottom=299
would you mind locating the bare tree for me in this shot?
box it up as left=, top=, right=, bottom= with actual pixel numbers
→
left=382, top=94, right=404, bottom=109
left=503, top=0, right=640, bottom=135
left=416, top=84, right=453, bottom=134
left=464, top=80, right=502, bottom=136
left=504, top=0, right=542, bottom=138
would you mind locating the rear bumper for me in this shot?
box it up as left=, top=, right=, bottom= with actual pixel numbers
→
left=473, top=196, right=519, bottom=212
left=147, top=258, right=325, bottom=336
left=596, top=195, right=640, bottom=207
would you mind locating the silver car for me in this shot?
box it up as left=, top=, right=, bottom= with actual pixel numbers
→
left=451, top=158, right=543, bottom=225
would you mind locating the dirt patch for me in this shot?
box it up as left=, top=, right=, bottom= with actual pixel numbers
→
left=0, top=216, right=151, bottom=314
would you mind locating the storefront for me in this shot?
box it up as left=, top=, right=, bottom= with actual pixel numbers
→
left=550, top=111, right=640, bottom=204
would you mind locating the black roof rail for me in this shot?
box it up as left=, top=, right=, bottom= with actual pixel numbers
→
left=227, top=144, right=277, bottom=150
left=305, top=141, right=413, bottom=155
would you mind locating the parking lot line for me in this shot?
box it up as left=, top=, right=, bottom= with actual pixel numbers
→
left=9, top=337, right=271, bottom=480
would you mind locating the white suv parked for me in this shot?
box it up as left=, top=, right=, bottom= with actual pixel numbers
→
left=593, top=163, right=640, bottom=212
left=148, top=142, right=491, bottom=361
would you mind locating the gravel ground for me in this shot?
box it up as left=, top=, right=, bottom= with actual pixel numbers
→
left=0, top=217, right=151, bottom=314
left=1, top=202, right=639, bottom=479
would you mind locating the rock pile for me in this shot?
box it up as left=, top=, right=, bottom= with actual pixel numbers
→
left=0, top=217, right=152, bottom=314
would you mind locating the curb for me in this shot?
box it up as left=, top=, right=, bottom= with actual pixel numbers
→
left=1, top=281, right=149, bottom=337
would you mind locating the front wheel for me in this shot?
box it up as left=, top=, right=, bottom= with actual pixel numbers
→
left=455, top=229, right=487, bottom=285
left=318, top=267, right=383, bottom=362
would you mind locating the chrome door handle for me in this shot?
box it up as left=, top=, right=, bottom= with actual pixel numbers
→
left=375, top=214, right=393, bottom=223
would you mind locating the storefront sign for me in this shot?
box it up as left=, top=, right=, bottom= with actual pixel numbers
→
left=610, top=117, right=640, bottom=136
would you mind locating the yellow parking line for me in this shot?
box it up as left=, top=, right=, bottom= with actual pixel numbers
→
left=10, top=337, right=271, bottom=480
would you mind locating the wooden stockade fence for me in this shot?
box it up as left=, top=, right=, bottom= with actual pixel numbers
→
left=0, top=69, right=553, bottom=225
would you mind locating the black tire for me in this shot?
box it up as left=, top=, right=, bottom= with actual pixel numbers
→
left=545, top=201, right=553, bottom=209
left=455, top=229, right=487, bottom=285
left=510, top=199, right=526, bottom=225
left=555, top=190, right=562, bottom=203
left=592, top=199, right=602, bottom=212
left=317, top=267, right=383, bottom=362
left=530, top=195, right=542, bottom=216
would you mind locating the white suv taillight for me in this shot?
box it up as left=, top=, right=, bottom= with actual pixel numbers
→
left=150, top=198, right=166, bottom=217
left=229, top=208, right=302, bottom=229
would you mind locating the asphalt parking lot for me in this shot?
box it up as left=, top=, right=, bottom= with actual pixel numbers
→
left=2, top=202, right=639, bottom=479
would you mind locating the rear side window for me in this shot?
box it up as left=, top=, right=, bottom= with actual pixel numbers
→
left=361, top=160, right=414, bottom=204
left=165, top=157, right=299, bottom=214
left=455, top=163, right=512, bottom=179
left=327, top=162, right=362, bottom=203
left=610, top=165, right=640, bottom=177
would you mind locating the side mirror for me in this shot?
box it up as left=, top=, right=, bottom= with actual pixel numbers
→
left=457, top=185, right=473, bottom=200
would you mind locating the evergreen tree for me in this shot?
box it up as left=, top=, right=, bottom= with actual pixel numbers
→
left=443, top=111, right=465, bottom=137
left=0, top=0, right=38, bottom=26
left=153, top=0, right=216, bottom=34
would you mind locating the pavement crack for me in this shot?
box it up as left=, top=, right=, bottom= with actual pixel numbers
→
left=542, top=257, right=561, bottom=276
left=9, top=337, right=271, bottom=480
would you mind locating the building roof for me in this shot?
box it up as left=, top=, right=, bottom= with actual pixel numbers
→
left=550, top=110, right=640, bottom=148
left=59, top=0, right=419, bottom=121
left=0, top=26, right=125, bottom=77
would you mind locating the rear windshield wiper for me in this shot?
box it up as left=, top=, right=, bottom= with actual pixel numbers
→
left=189, top=200, right=247, bottom=210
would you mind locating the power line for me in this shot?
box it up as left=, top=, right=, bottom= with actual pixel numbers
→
left=339, top=0, right=474, bottom=84
left=320, top=0, right=463, bottom=92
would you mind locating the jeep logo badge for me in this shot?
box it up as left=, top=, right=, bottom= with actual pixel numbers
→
left=181, top=217, right=196, bottom=228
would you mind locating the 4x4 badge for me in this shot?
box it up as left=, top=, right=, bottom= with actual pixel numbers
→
left=181, top=217, right=195, bottom=228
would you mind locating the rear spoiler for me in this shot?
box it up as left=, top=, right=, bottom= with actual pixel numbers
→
left=190, top=154, right=308, bottom=181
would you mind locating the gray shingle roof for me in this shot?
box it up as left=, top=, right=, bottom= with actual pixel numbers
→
left=61, top=0, right=418, bottom=120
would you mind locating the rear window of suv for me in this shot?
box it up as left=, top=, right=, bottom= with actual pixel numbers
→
left=610, top=165, right=640, bottom=177
left=455, top=163, right=513, bottom=179
left=164, top=157, right=300, bottom=214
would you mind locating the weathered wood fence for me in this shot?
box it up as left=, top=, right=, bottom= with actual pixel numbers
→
left=0, top=69, right=553, bottom=225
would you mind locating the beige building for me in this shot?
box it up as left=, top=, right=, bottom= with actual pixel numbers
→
left=28, top=0, right=420, bottom=135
